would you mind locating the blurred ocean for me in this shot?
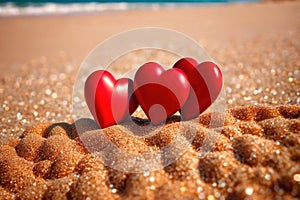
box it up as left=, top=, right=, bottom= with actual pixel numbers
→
left=0, top=0, right=258, bottom=16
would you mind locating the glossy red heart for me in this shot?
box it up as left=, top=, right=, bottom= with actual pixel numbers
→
left=173, top=58, right=223, bottom=120
left=133, top=62, right=190, bottom=125
left=84, top=70, right=138, bottom=128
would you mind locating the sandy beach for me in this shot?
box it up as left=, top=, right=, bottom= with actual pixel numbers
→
left=0, top=1, right=299, bottom=69
left=0, top=1, right=299, bottom=199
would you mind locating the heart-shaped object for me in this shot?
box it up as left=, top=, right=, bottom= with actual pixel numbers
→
left=134, top=62, right=190, bottom=125
left=84, top=70, right=138, bottom=128
left=173, top=58, right=223, bottom=120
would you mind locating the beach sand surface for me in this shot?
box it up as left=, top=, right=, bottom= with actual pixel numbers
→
left=0, top=1, right=299, bottom=69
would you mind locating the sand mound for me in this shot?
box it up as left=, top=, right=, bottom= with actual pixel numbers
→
left=0, top=105, right=299, bottom=199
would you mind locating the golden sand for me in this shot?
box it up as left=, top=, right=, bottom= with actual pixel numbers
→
left=0, top=34, right=299, bottom=199
left=0, top=106, right=299, bottom=199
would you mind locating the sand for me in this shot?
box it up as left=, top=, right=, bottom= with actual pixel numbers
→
left=0, top=106, right=299, bottom=199
left=0, top=1, right=299, bottom=69
left=0, top=1, right=300, bottom=199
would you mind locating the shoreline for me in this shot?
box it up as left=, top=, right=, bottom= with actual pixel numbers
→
left=0, top=1, right=299, bottom=70
left=0, top=1, right=259, bottom=17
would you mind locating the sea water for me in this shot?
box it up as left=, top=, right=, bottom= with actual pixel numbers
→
left=0, top=0, right=259, bottom=16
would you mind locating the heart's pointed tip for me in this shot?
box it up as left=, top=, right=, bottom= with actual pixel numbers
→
left=147, top=104, right=168, bottom=125
left=150, top=120, right=164, bottom=126
left=148, top=115, right=164, bottom=126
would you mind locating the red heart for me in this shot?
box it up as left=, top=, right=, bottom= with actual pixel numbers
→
left=173, top=58, right=223, bottom=120
left=84, top=70, right=138, bottom=128
left=134, top=62, right=190, bottom=125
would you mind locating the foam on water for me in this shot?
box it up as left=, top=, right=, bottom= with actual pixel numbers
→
left=0, top=2, right=132, bottom=16
left=0, top=0, right=257, bottom=16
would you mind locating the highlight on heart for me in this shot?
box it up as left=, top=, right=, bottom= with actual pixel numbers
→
left=84, top=58, right=223, bottom=129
